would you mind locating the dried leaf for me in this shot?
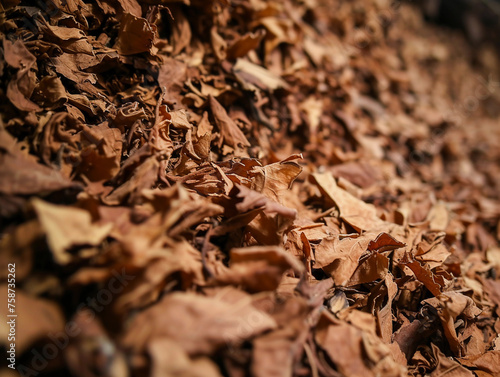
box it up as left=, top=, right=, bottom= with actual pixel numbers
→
left=313, top=173, right=386, bottom=232
left=234, top=58, right=289, bottom=91
left=0, top=287, right=65, bottom=354
left=209, top=96, right=250, bottom=148
left=115, top=13, right=156, bottom=55
left=123, top=292, right=277, bottom=355
left=32, top=198, right=112, bottom=264
left=217, top=245, right=304, bottom=292
left=314, top=234, right=371, bottom=286
left=0, top=128, right=78, bottom=195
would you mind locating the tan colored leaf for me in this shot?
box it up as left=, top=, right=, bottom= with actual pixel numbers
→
left=123, top=292, right=276, bottom=355
left=32, top=198, right=112, bottom=264
left=312, top=172, right=386, bottom=232
left=217, top=246, right=304, bottom=292
left=0, top=128, right=77, bottom=195
left=251, top=155, right=302, bottom=203
left=3, top=39, right=40, bottom=111
left=209, top=95, right=250, bottom=148
left=234, top=58, right=289, bottom=91
left=149, top=339, right=223, bottom=377
left=314, top=234, right=372, bottom=286
left=0, top=287, right=65, bottom=354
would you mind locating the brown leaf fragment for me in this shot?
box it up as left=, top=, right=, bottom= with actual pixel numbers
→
left=211, top=27, right=227, bottom=60
left=427, top=201, right=450, bottom=231
left=346, top=233, right=404, bottom=286
left=393, top=318, right=433, bottom=360
left=117, top=0, right=142, bottom=17
left=348, top=252, right=389, bottom=286
left=104, top=156, right=159, bottom=205
left=192, top=132, right=211, bottom=160
left=368, top=232, right=406, bottom=253
left=3, top=39, right=41, bottom=111
left=211, top=184, right=296, bottom=238
left=65, top=309, right=129, bottom=377
left=32, top=198, right=112, bottom=264
left=113, top=102, right=148, bottom=129
left=209, top=95, right=250, bottom=148
left=0, top=127, right=79, bottom=195
left=314, top=234, right=371, bottom=286
left=122, top=292, right=276, bottom=356
left=169, top=6, right=191, bottom=55
left=250, top=155, right=303, bottom=203
left=376, top=274, right=398, bottom=343
left=415, top=242, right=451, bottom=270
left=157, top=58, right=187, bottom=104
left=38, top=18, right=93, bottom=55
left=423, top=292, right=482, bottom=356
left=112, top=240, right=206, bottom=312
left=482, top=278, right=500, bottom=317
left=430, top=344, right=474, bottom=377
left=227, top=29, right=266, bottom=60
left=399, top=253, right=448, bottom=297
left=0, top=221, right=39, bottom=281
left=233, top=58, right=289, bottom=91
left=149, top=339, right=223, bottom=377
left=315, top=313, right=406, bottom=377
left=312, top=173, right=386, bottom=232
left=217, top=246, right=304, bottom=292
left=251, top=330, right=294, bottom=377
left=77, top=122, right=123, bottom=181
left=458, top=351, right=500, bottom=375
left=32, top=76, right=68, bottom=109
left=459, top=324, right=487, bottom=356
left=0, top=287, right=65, bottom=354
left=51, top=53, right=97, bottom=85
left=115, top=13, right=156, bottom=55
left=330, top=161, right=381, bottom=189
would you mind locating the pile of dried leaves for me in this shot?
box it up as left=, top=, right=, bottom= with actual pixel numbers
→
left=1, top=0, right=500, bottom=376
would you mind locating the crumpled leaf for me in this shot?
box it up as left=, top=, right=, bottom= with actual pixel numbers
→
left=368, top=232, right=406, bottom=253
left=0, top=127, right=78, bottom=195
left=65, top=309, right=129, bottom=377
left=458, top=351, right=500, bottom=375
left=314, top=233, right=372, bottom=286
left=312, top=172, right=386, bottom=232
left=399, top=252, right=451, bottom=297
left=149, top=339, right=222, bottom=377
left=430, top=344, right=474, bottom=377
left=227, top=30, right=266, bottom=60
left=51, top=53, right=97, bottom=86
left=123, top=291, right=277, bottom=355
left=315, top=312, right=406, bottom=377
left=250, top=154, right=303, bottom=203
left=32, top=198, right=112, bottom=264
left=234, top=58, right=289, bottom=91
left=423, top=292, right=482, bottom=356
left=3, top=39, right=40, bottom=111
left=0, top=287, right=65, bottom=354
left=209, top=95, right=250, bottom=149
left=38, top=18, right=93, bottom=54
left=216, top=245, right=304, bottom=292
left=115, top=13, right=156, bottom=55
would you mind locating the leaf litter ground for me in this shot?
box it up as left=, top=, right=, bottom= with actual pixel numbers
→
left=1, top=0, right=500, bottom=376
